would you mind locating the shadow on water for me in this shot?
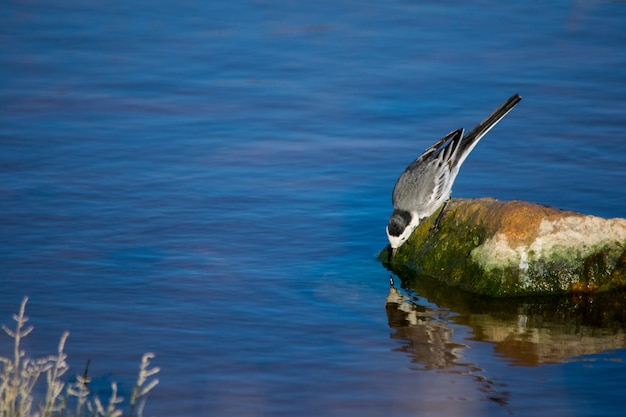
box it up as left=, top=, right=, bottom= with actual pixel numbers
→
left=386, top=266, right=626, bottom=369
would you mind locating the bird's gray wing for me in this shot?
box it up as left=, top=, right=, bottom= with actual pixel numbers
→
left=392, top=129, right=464, bottom=212
left=417, top=129, right=462, bottom=162
left=391, top=94, right=522, bottom=213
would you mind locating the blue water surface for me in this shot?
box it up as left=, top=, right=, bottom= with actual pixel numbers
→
left=1, top=1, right=626, bottom=416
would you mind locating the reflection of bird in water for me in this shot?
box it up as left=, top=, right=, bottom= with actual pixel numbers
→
left=386, top=278, right=423, bottom=327
left=385, top=277, right=467, bottom=370
left=385, top=277, right=510, bottom=406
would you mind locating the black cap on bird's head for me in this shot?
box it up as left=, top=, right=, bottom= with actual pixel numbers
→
left=386, top=209, right=416, bottom=261
left=387, top=210, right=411, bottom=237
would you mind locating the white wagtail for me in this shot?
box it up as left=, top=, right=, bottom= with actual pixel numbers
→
left=386, top=94, right=522, bottom=260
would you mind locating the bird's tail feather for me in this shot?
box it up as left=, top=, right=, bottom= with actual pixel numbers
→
left=454, top=93, right=522, bottom=168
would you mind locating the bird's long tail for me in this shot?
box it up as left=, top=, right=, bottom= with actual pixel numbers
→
left=454, top=93, right=522, bottom=168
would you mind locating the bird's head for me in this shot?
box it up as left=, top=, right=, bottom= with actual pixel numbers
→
left=386, top=209, right=416, bottom=259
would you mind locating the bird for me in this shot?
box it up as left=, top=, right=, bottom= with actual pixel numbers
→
left=386, top=94, right=522, bottom=261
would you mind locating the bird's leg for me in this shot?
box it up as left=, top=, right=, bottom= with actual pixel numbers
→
left=430, top=198, right=450, bottom=233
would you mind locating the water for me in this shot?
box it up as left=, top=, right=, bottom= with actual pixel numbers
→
left=1, top=0, right=626, bottom=415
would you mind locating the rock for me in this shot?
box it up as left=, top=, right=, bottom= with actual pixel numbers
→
left=381, top=198, right=626, bottom=296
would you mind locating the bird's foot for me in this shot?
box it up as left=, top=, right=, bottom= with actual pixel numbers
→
left=430, top=199, right=450, bottom=233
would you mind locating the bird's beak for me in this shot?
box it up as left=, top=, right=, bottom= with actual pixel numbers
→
left=387, top=245, right=396, bottom=263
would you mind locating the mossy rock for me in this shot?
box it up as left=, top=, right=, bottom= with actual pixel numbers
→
left=380, top=198, right=626, bottom=297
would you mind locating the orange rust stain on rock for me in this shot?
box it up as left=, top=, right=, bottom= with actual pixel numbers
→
left=451, top=199, right=582, bottom=248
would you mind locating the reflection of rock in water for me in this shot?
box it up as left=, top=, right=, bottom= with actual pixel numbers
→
left=394, top=269, right=626, bottom=366
left=385, top=281, right=509, bottom=406
left=462, top=303, right=626, bottom=366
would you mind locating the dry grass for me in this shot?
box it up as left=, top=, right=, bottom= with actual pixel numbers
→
left=0, top=297, right=159, bottom=417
